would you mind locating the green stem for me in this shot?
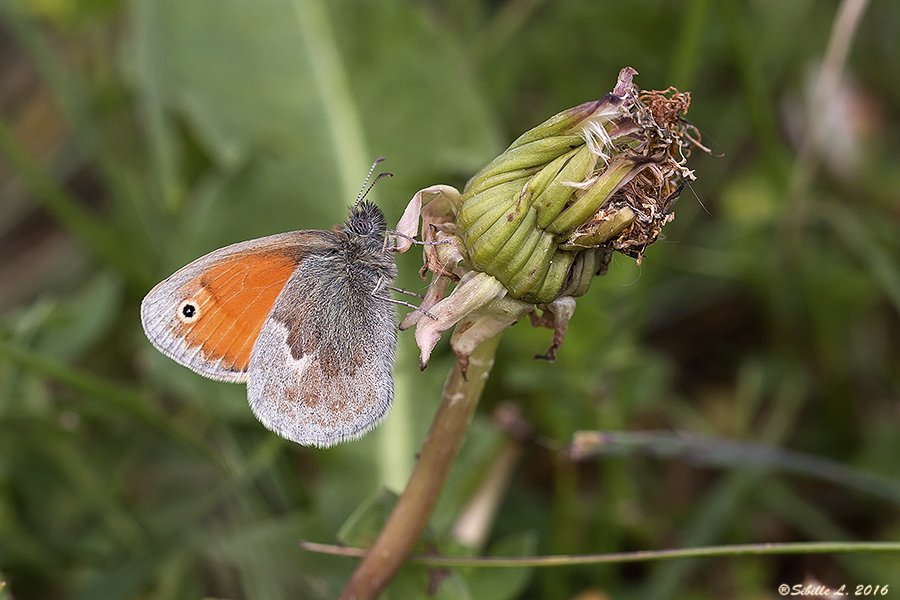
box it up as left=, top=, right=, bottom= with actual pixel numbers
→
left=289, top=0, right=371, bottom=203
left=305, top=540, right=900, bottom=568
left=339, top=334, right=502, bottom=600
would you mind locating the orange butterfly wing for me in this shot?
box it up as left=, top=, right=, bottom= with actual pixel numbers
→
left=140, top=230, right=335, bottom=382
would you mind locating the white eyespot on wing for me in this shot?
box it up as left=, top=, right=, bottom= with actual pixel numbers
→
left=140, top=273, right=252, bottom=383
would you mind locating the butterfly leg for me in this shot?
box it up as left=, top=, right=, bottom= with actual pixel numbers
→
left=373, top=276, right=437, bottom=320
left=386, top=229, right=449, bottom=250
left=391, top=184, right=461, bottom=254
left=385, top=285, right=425, bottom=299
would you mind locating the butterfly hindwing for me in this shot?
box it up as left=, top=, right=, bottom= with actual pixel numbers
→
left=247, top=249, right=397, bottom=446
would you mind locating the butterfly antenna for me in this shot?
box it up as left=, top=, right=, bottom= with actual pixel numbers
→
left=355, top=158, right=393, bottom=208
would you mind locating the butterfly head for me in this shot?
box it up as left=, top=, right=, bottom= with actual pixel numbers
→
left=345, top=200, right=387, bottom=239
left=346, top=158, right=391, bottom=241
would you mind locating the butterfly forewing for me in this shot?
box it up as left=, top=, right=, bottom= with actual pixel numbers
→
left=140, top=231, right=331, bottom=382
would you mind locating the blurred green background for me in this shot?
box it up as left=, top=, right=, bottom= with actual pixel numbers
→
left=1, top=0, right=899, bottom=598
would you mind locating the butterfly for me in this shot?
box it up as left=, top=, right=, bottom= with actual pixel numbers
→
left=141, top=163, right=405, bottom=447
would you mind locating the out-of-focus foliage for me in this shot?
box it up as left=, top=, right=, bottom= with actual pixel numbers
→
left=1, top=0, right=899, bottom=598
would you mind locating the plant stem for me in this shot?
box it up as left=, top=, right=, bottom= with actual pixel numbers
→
left=339, top=333, right=502, bottom=600
left=306, top=540, right=900, bottom=567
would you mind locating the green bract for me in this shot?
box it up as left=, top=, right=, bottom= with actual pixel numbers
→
left=402, top=67, right=697, bottom=368
left=454, top=67, right=693, bottom=304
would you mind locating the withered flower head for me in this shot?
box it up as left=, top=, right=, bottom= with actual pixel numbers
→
left=395, top=67, right=697, bottom=370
